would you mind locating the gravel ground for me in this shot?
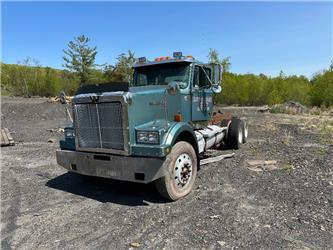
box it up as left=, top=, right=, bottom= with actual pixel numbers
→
left=1, top=97, right=332, bottom=249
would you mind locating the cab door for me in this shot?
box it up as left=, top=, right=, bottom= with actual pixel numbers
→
left=191, top=65, right=213, bottom=121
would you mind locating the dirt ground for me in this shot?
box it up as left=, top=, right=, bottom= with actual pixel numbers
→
left=1, top=97, right=332, bottom=249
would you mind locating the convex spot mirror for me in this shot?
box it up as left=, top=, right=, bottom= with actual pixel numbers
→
left=167, top=81, right=180, bottom=95
left=212, top=85, right=222, bottom=94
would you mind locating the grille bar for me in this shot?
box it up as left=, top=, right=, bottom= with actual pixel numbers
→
left=95, top=104, right=103, bottom=148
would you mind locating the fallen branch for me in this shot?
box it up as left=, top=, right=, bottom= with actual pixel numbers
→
left=200, top=153, right=235, bottom=166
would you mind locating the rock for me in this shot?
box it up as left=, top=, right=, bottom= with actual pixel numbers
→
left=209, top=215, right=221, bottom=219
left=47, top=138, right=56, bottom=143
left=217, top=241, right=226, bottom=247
left=257, top=105, right=271, bottom=113
left=129, top=242, right=141, bottom=248
left=271, top=101, right=309, bottom=114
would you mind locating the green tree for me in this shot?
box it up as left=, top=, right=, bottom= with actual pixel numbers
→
left=104, top=50, right=136, bottom=83
left=310, top=69, right=333, bottom=107
left=208, top=48, right=231, bottom=73
left=63, top=35, right=98, bottom=85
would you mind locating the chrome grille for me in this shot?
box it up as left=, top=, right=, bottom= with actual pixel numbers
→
left=74, top=102, right=124, bottom=150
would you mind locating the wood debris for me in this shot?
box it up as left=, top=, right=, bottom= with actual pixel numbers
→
left=246, top=160, right=278, bottom=172
left=47, top=96, right=73, bottom=103
left=1, top=128, right=15, bottom=146
left=200, top=153, right=235, bottom=166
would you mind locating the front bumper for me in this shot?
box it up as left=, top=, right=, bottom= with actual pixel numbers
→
left=56, top=150, right=166, bottom=183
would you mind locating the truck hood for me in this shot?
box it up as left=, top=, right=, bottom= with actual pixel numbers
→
left=127, top=85, right=180, bottom=126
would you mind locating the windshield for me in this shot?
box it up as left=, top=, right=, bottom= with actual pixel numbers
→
left=133, top=62, right=190, bottom=88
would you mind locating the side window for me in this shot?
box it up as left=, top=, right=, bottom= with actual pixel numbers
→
left=194, top=66, right=211, bottom=88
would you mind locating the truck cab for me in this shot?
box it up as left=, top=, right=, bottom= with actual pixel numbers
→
left=56, top=52, right=247, bottom=201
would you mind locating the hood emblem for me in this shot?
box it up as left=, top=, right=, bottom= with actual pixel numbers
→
left=90, top=95, right=100, bottom=103
left=149, top=100, right=163, bottom=106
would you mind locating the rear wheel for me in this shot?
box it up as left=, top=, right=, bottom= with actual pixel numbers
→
left=155, top=141, right=197, bottom=201
left=242, top=120, right=248, bottom=143
left=226, top=118, right=243, bottom=149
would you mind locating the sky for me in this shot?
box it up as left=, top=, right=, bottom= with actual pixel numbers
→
left=1, top=1, right=332, bottom=78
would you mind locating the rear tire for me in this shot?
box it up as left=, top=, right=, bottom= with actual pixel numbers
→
left=242, top=120, right=248, bottom=143
left=155, top=141, right=197, bottom=201
left=226, top=118, right=243, bottom=149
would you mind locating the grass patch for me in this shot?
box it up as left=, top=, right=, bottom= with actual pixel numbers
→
left=315, top=148, right=327, bottom=156
left=281, top=130, right=294, bottom=145
left=317, top=120, right=333, bottom=144
left=281, top=163, right=294, bottom=171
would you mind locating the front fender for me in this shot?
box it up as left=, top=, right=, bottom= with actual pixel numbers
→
left=163, top=122, right=197, bottom=147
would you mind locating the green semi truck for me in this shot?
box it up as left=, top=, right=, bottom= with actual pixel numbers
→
left=56, top=52, right=248, bottom=201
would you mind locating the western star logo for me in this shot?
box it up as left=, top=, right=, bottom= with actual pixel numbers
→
left=90, top=95, right=99, bottom=103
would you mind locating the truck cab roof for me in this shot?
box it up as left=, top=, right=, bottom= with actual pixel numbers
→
left=133, top=57, right=204, bottom=68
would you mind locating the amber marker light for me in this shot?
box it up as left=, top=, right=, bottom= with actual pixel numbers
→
left=174, top=113, right=182, bottom=122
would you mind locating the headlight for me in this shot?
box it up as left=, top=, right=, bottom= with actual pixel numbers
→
left=137, top=131, right=159, bottom=144
left=64, top=129, right=75, bottom=138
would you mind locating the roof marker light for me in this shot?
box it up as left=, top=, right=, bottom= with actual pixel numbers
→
left=138, top=57, right=147, bottom=63
left=155, top=56, right=171, bottom=62
left=173, top=52, right=183, bottom=59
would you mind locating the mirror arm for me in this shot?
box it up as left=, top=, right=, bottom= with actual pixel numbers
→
left=199, top=65, right=213, bottom=86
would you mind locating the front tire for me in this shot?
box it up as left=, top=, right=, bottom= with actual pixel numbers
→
left=155, top=141, right=197, bottom=201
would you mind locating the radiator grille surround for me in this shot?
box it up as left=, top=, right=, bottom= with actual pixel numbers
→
left=74, top=100, right=128, bottom=154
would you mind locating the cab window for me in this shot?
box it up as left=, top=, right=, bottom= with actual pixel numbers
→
left=193, top=66, right=211, bottom=88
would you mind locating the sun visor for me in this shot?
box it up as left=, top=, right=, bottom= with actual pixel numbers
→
left=75, top=82, right=129, bottom=95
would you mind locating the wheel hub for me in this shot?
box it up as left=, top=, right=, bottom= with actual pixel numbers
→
left=174, top=153, right=193, bottom=188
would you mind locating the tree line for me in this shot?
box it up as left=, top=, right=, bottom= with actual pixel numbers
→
left=1, top=35, right=332, bottom=107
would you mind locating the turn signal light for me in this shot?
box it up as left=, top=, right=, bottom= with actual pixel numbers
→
left=174, top=114, right=182, bottom=122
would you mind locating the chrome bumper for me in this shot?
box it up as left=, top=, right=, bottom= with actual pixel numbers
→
left=56, top=150, right=166, bottom=183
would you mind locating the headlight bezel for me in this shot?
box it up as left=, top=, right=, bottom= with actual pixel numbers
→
left=136, top=131, right=159, bottom=144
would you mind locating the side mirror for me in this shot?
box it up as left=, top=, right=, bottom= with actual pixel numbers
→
left=213, top=64, right=222, bottom=85
left=211, top=64, right=222, bottom=93
left=167, top=81, right=179, bottom=95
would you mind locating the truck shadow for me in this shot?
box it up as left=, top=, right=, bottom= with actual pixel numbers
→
left=46, top=172, right=168, bottom=206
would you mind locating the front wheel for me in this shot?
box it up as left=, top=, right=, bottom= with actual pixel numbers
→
left=155, top=141, right=197, bottom=201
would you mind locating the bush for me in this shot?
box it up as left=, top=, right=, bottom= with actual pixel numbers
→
left=216, top=72, right=311, bottom=106
left=310, top=70, right=333, bottom=107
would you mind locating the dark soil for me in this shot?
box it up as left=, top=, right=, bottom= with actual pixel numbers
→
left=1, top=97, right=332, bottom=249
